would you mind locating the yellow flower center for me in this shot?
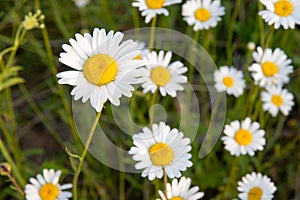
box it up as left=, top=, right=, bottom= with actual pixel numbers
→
left=234, top=129, right=252, bottom=146
left=261, top=61, right=278, bottom=77
left=83, top=54, right=118, bottom=86
left=274, top=0, right=293, bottom=17
left=223, top=76, right=234, bottom=88
left=248, top=187, right=263, bottom=200
left=39, top=183, right=59, bottom=200
left=146, top=0, right=165, bottom=9
left=170, top=197, right=184, bottom=200
left=151, top=66, right=171, bottom=86
left=272, top=94, right=283, bottom=107
left=149, top=142, right=174, bottom=166
left=194, top=8, right=211, bottom=22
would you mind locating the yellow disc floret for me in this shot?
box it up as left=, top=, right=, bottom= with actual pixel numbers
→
left=248, top=187, right=263, bottom=200
left=151, top=66, right=171, bottom=86
left=272, top=94, right=283, bottom=107
left=149, top=142, right=174, bottom=166
left=83, top=54, right=118, bottom=86
left=146, top=0, right=165, bottom=9
left=223, top=76, right=234, bottom=88
left=261, top=62, right=278, bottom=77
left=274, top=0, right=293, bottom=17
left=39, top=183, right=59, bottom=200
left=194, top=8, right=211, bottom=22
left=234, top=129, right=253, bottom=146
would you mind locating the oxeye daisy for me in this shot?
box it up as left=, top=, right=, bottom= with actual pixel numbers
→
left=221, top=117, right=266, bottom=156
left=259, top=0, right=300, bottom=29
left=261, top=85, right=294, bottom=117
left=138, top=50, right=188, bottom=97
left=213, top=66, right=245, bottom=97
left=158, top=176, right=204, bottom=200
left=238, top=172, right=277, bottom=200
left=57, top=28, right=144, bottom=112
left=182, top=0, right=225, bottom=31
left=129, top=121, right=192, bottom=181
left=249, top=46, right=293, bottom=87
left=132, top=0, right=182, bottom=24
left=25, top=169, right=72, bottom=200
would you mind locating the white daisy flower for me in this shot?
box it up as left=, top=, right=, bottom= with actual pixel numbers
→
left=261, top=85, right=294, bottom=117
left=132, top=0, right=182, bottom=23
left=249, top=46, right=293, bottom=87
left=158, top=176, right=204, bottom=200
left=238, top=172, right=277, bottom=200
left=73, top=0, right=90, bottom=8
left=213, top=66, right=246, bottom=97
left=182, top=0, right=225, bottom=31
left=25, top=169, right=72, bottom=200
left=259, top=0, right=300, bottom=29
left=138, top=50, right=188, bottom=97
left=57, top=28, right=144, bottom=112
left=129, top=121, right=193, bottom=181
left=221, top=117, right=266, bottom=156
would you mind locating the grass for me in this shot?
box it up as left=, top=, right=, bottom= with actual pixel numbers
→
left=0, top=0, right=300, bottom=199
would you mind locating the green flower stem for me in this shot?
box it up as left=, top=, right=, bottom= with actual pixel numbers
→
left=221, top=156, right=239, bottom=200
left=258, top=2, right=265, bottom=46
left=6, top=172, right=25, bottom=196
left=149, top=16, right=157, bottom=50
left=226, top=0, right=241, bottom=65
left=39, top=19, right=80, bottom=145
left=162, top=167, right=168, bottom=199
left=73, top=111, right=102, bottom=200
left=265, top=115, right=286, bottom=153
left=0, top=138, right=25, bottom=187
left=102, top=0, right=117, bottom=30
left=264, top=26, right=274, bottom=49
left=149, top=89, right=158, bottom=125
left=188, top=31, right=200, bottom=86
left=131, top=3, right=140, bottom=32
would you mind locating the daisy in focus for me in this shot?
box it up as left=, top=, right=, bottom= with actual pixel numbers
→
left=129, top=121, right=192, bottom=181
left=57, top=28, right=144, bottom=112
left=221, top=117, right=266, bottom=156
left=249, top=46, right=293, bottom=87
left=182, top=0, right=225, bottom=31
left=139, top=50, right=188, bottom=97
left=238, top=172, right=277, bottom=200
left=261, top=85, right=294, bottom=117
left=25, top=169, right=72, bottom=200
left=213, top=66, right=245, bottom=97
left=158, top=176, right=204, bottom=200
left=132, top=0, right=182, bottom=23
left=73, top=0, right=90, bottom=8
left=259, top=0, right=300, bottom=29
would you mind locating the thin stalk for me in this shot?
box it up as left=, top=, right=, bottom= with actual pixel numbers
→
left=0, top=138, right=25, bottom=187
left=226, top=0, right=241, bottom=65
left=258, top=2, right=265, bottom=46
left=221, top=156, right=239, bottom=200
left=6, top=172, right=25, bottom=196
left=40, top=20, right=79, bottom=143
left=149, top=16, right=157, bottom=50
left=72, top=111, right=102, bottom=200
left=264, top=26, right=274, bottom=49
left=101, top=0, right=117, bottom=30
left=162, top=167, right=168, bottom=199
left=149, top=89, right=158, bottom=125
